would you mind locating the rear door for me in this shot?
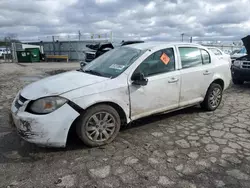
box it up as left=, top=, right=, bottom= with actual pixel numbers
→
left=177, top=46, right=214, bottom=106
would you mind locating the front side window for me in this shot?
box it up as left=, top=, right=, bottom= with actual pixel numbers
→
left=179, top=47, right=202, bottom=69
left=82, top=47, right=144, bottom=78
left=134, top=48, right=175, bottom=77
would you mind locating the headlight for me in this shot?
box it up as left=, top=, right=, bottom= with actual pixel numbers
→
left=28, top=96, right=68, bottom=114
left=233, top=61, right=242, bottom=67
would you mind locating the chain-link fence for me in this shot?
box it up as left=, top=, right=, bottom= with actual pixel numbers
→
left=11, top=39, right=109, bottom=62
left=20, top=32, right=112, bottom=43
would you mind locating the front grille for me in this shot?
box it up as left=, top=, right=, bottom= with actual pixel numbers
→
left=14, top=94, right=28, bottom=109
left=242, top=61, right=250, bottom=69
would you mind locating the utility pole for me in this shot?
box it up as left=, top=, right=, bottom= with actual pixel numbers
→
left=68, top=35, right=71, bottom=60
left=181, top=33, right=184, bottom=42
left=190, top=36, right=193, bottom=43
left=52, top=35, right=55, bottom=55
left=78, top=30, right=81, bottom=41
left=110, top=31, right=113, bottom=42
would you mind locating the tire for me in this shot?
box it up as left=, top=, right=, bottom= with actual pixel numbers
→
left=232, top=79, right=244, bottom=85
left=76, top=104, right=121, bottom=147
left=201, top=83, right=223, bottom=111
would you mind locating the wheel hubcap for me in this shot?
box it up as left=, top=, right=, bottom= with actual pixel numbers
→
left=86, top=112, right=116, bottom=142
left=209, top=88, right=222, bottom=108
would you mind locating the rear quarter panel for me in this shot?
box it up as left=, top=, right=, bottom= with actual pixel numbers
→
left=211, top=55, right=232, bottom=90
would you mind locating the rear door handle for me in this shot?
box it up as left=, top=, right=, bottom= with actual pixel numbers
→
left=168, top=77, right=179, bottom=83
left=203, top=70, right=211, bottom=75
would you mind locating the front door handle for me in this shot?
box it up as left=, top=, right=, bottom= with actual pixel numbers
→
left=203, top=70, right=211, bottom=75
left=168, top=77, right=179, bottom=83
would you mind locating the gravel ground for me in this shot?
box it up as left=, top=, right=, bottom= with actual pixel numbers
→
left=1, top=63, right=250, bottom=188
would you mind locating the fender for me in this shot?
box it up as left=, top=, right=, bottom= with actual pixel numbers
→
left=66, top=89, right=131, bottom=124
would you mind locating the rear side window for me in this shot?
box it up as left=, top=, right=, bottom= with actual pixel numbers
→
left=201, top=50, right=211, bottom=64
left=179, top=47, right=202, bottom=69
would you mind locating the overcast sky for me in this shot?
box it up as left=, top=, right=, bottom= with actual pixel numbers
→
left=0, top=0, right=249, bottom=42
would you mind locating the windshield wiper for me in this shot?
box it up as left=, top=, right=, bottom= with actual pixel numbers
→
left=83, top=69, right=103, bottom=76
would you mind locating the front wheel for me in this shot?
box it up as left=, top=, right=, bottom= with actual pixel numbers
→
left=201, top=83, right=223, bottom=111
left=76, top=104, right=121, bottom=147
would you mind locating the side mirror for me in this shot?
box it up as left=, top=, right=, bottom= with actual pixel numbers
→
left=131, top=72, right=148, bottom=86
left=80, top=61, right=87, bottom=68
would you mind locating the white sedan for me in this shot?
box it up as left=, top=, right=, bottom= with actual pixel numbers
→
left=207, top=47, right=231, bottom=65
left=11, top=42, right=231, bottom=147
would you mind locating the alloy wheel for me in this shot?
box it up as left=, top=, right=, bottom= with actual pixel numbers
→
left=209, top=87, right=222, bottom=108
left=86, top=112, right=116, bottom=142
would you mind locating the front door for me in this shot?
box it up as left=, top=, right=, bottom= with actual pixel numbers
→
left=129, top=47, right=181, bottom=120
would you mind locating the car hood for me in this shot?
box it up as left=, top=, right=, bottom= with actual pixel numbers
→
left=20, top=70, right=109, bottom=100
left=231, top=53, right=245, bottom=59
left=242, top=35, right=250, bottom=55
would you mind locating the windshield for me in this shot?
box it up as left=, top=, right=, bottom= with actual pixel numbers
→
left=82, top=47, right=143, bottom=78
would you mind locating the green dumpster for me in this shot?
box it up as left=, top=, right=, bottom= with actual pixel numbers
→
left=16, top=51, right=32, bottom=62
left=16, top=48, right=41, bottom=63
left=25, top=48, right=40, bottom=62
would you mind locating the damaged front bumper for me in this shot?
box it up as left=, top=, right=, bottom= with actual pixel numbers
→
left=11, top=93, right=79, bottom=147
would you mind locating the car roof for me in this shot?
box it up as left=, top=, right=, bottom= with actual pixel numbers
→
left=127, top=42, right=203, bottom=50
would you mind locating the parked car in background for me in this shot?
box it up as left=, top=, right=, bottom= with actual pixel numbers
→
left=207, top=47, right=231, bottom=65
left=0, top=49, right=4, bottom=57
left=222, top=49, right=232, bottom=55
left=12, top=42, right=231, bottom=147
left=231, top=35, right=250, bottom=85
left=231, top=47, right=247, bottom=63
left=121, top=40, right=144, bottom=46
left=231, top=49, right=240, bottom=55
left=0, top=48, right=11, bottom=57
left=84, top=40, right=144, bottom=64
left=85, top=43, right=114, bottom=62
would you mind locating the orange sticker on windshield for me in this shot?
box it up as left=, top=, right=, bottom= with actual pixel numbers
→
left=160, top=53, right=170, bottom=65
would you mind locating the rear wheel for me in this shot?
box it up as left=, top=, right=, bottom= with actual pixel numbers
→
left=201, top=83, right=223, bottom=111
left=76, top=104, right=121, bottom=147
left=232, top=79, right=244, bottom=85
